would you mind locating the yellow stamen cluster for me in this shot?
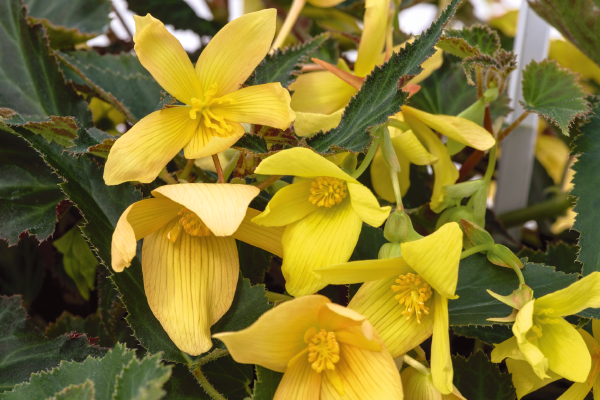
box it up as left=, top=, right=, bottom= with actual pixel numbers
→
left=307, top=328, right=340, bottom=373
left=308, top=177, right=347, bottom=208
left=167, top=208, right=211, bottom=243
left=526, top=309, right=561, bottom=342
left=391, top=273, right=432, bottom=324
left=188, top=83, right=235, bottom=135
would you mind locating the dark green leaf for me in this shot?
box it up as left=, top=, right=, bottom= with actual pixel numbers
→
left=521, top=60, right=589, bottom=135
left=572, top=99, right=600, bottom=276
left=0, top=237, right=44, bottom=304
left=349, top=224, right=386, bottom=261
left=0, top=295, right=106, bottom=392
left=233, top=133, right=269, bottom=155
left=248, top=34, right=329, bottom=87
left=438, top=24, right=501, bottom=58
left=518, top=242, right=583, bottom=275
left=237, top=241, right=273, bottom=284
left=304, top=0, right=461, bottom=153
left=163, top=364, right=208, bottom=400
left=51, top=380, right=95, bottom=400
left=203, top=356, right=253, bottom=400
left=113, top=352, right=172, bottom=400
left=452, top=350, right=515, bottom=400
left=252, top=366, right=283, bottom=400
left=452, top=325, right=513, bottom=346
left=97, top=270, right=122, bottom=342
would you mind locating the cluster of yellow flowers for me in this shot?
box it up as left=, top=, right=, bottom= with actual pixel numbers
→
left=103, top=5, right=600, bottom=400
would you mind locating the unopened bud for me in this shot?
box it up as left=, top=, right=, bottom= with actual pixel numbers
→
left=384, top=211, right=409, bottom=243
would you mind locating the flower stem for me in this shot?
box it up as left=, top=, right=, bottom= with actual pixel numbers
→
left=483, top=144, right=497, bottom=182
left=271, top=0, right=306, bottom=51
left=213, top=154, right=225, bottom=183
left=179, top=159, right=195, bottom=181
left=255, top=174, right=283, bottom=191
left=497, top=111, right=530, bottom=142
left=195, top=348, right=230, bottom=368
left=351, top=132, right=382, bottom=179
left=476, top=67, right=484, bottom=99
left=403, top=355, right=431, bottom=376
left=192, top=367, right=227, bottom=400
left=460, top=243, right=495, bottom=259
left=159, top=168, right=177, bottom=185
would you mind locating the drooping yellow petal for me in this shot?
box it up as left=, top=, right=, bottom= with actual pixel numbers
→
left=347, top=182, right=391, bottom=227
left=354, top=0, right=391, bottom=77
left=505, top=359, right=560, bottom=400
left=104, top=107, right=198, bottom=185
left=306, top=0, right=346, bottom=8
left=254, top=147, right=357, bottom=183
left=537, top=317, right=591, bottom=383
left=214, top=295, right=331, bottom=371
left=133, top=15, right=202, bottom=105
left=183, top=122, right=244, bottom=159
left=251, top=180, right=318, bottom=227
left=389, top=127, right=438, bottom=165
left=289, top=70, right=358, bottom=114
left=318, top=303, right=373, bottom=338
left=513, top=301, right=550, bottom=380
left=370, top=145, right=411, bottom=203
left=142, top=221, right=239, bottom=355
left=111, top=198, right=182, bottom=272
left=195, top=9, right=276, bottom=97
left=282, top=199, right=362, bottom=296
left=402, top=367, right=466, bottom=400
left=534, top=272, right=600, bottom=318
left=313, top=257, right=409, bottom=285
left=535, top=134, right=570, bottom=185
left=557, top=382, right=593, bottom=400
left=491, top=336, right=525, bottom=363
left=294, top=109, right=344, bottom=137
left=431, top=292, right=453, bottom=395
left=320, top=339, right=404, bottom=399
left=152, top=183, right=259, bottom=236
left=400, top=222, right=462, bottom=299
left=274, top=356, right=321, bottom=400
left=231, top=208, right=285, bottom=258
left=334, top=328, right=382, bottom=352
left=349, top=275, right=435, bottom=358
left=212, top=83, right=295, bottom=129
left=549, top=39, right=600, bottom=86
left=403, top=106, right=495, bottom=151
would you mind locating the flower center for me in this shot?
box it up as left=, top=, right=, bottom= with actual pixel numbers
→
left=306, top=328, right=340, bottom=373
left=188, top=83, right=235, bottom=135
left=167, top=208, right=211, bottom=243
left=308, top=177, right=347, bottom=208
left=391, top=273, right=432, bottom=324
left=527, top=308, right=561, bottom=342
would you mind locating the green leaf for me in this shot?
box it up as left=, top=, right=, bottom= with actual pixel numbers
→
left=452, top=350, right=515, bottom=400
left=59, top=51, right=163, bottom=122
left=304, top=0, right=461, bottom=153
left=53, top=226, right=99, bottom=300
left=521, top=60, right=589, bottom=135
left=203, top=356, right=253, bottom=400
left=237, top=241, right=273, bottom=285
left=233, top=133, right=269, bottom=156
left=529, top=0, right=600, bottom=67
left=0, top=0, right=92, bottom=127
left=4, top=344, right=172, bottom=399
left=162, top=364, right=208, bottom=400
left=0, top=130, right=64, bottom=245
left=349, top=224, right=386, bottom=262
left=0, top=237, right=44, bottom=304
left=452, top=325, right=513, bottom=346
left=0, top=295, right=106, bottom=392
left=449, top=254, right=586, bottom=325
left=126, top=0, right=222, bottom=36
left=252, top=366, right=283, bottom=400
left=51, top=380, right=95, bottom=400
left=438, top=24, right=501, bottom=58
left=97, top=271, right=122, bottom=342
left=248, top=34, right=329, bottom=87
left=518, top=242, right=583, bottom=275
left=462, top=48, right=516, bottom=86
left=572, top=99, right=600, bottom=276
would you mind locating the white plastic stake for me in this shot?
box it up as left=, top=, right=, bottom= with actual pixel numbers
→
left=494, top=2, right=550, bottom=238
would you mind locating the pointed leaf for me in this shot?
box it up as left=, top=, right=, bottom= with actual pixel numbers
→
left=517, top=242, right=583, bottom=275
left=438, top=24, right=501, bottom=58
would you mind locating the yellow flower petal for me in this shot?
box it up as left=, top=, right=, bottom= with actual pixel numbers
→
left=142, top=221, right=239, bottom=355
left=195, top=9, right=276, bottom=97
left=594, top=319, right=600, bottom=340
left=370, top=146, right=411, bottom=203
left=254, top=147, right=357, bottom=183
left=251, top=180, right=318, bottom=227
left=537, top=317, right=591, bottom=382
left=403, top=106, right=496, bottom=151
left=212, top=83, right=295, bottom=129
left=289, top=70, right=358, bottom=114
left=282, top=200, right=362, bottom=296
left=320, top=339, right=404, bottom=399
left=402, top=367, right=466, bottom=400
left=400, top=222, right=462, bottom=299
left=214, top=295, right=331, bottom=371
left=513, top=301, right=550, bottom=380
left=534, top=272, right=600, bottom=318
left=354, top=0, right=391, bottom=77
left=133, top=15, right=202, bottom=105
left=557, top=382, right=593, bottom=400
left=152, top=183, right=259, bottom=236
left=318, top=303, right=373, bottom=340
left=294, top=109, right=344, bottom=137
left=349, top=275, right=435, bottom=358
left=274, top=356, right=321, bottom=400
left=347, top=182, right=391, bottom=227
left=535, top=134, right=570, bottom=185
left=313, top=257, right=409, bottom=285
left=431, top=292, right=453, bottom=395
left=111, top=198, right=181, bottom=272
left=104, top=107, right=197, bottom=185
left=505, top=359, right=561, bottom=400
left=183, top=123, right=244, bottom=159
left=390, top=127, right=438, bottom=165
left=306, top=0, right=346, bottom=7
left=491, top=336, right=525, bottom=363
left=334, top=328, right=382, bottom=352
left=231, top=208, right=285, bottom=258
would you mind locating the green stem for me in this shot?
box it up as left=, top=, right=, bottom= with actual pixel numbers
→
left=192, top=367, right=227, bottom=400
left=387, top=119, right=411, bottom=132
left=507, top=257, right=526, bottom=286
left=265, top=291, right=294, bottom=302
left=179, top=159, right=195, bottom=181
left=351, top=133, right=381, bottom=179
left=255, top=175, right=283, bottom=191
left=403, top=355, right=430, bottom=376
left=497, top=193, right=574, bottom=228
left=223, top=152, right=240, bottom=182
left=194, top=348, right=230, bottom=368
left=460, top=243, right=495, bottom=259
left=483, top=145, right=497, bottom=182
left=498, top=111, right=530, bottom=142
left=390, top=169, right=403, bottom=211
left=158, top=168, right=177, bottom=185
left=271, top=0, right=306, bottom=50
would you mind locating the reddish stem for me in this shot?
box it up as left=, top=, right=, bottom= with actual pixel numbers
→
left=213, top=154, right=225, bottom=183
left=458, top=105, right=493, bottom=182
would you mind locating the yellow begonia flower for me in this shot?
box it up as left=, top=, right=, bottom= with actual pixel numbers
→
left=491, top=272, right=600, bottom=384
left=104, top=9, right=295, bottom=185
left=313, top=222, right=463, bottom=394
left=402, top=366, right=466, bottom=400
left=214, top=295, right=404, bottom=399
left=251, top=147, right=391, bottom=297
left=111, top=183, right=284, bottom=355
